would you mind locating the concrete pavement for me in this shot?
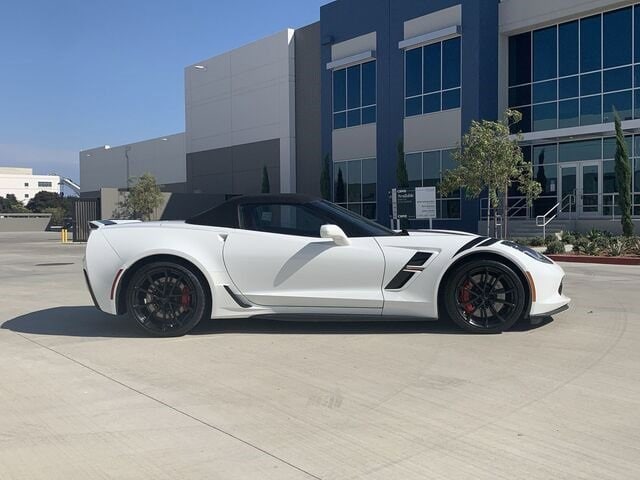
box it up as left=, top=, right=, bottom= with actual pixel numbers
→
left=1, top=232, right=639, bottom=479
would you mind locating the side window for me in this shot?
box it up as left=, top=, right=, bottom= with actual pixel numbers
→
left=240, top=204, right=327, bottom=237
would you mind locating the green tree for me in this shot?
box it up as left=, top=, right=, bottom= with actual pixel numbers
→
left=26, top=191, right=64, bottom=212
left=42, top=207, right=66, bottom=225
left=115, top=173, right=164, bottom=221
left=0, top=194, right=29, bottom=213
left=261, top=166, right=270, bottom=194
left=441, top=110, right=542, bottom=238
left=320, top=154, right=331, bottom=200
left=396, top=139, right=409, bottom=188
left=614, top=113, right=634, bottom=237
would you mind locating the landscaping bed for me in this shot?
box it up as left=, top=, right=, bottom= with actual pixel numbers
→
left=518, top=230, right=640, bottom=264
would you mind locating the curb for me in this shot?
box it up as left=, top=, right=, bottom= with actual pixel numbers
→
left=548, top=254, right=640, bottom=265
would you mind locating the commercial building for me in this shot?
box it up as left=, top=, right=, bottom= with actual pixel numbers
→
left=81, top=0, right=640, bottom=233
left=0, top=167, right=60, bottom=203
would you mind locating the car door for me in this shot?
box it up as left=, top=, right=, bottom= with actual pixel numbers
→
left=222, top=203, right=385, bottom=309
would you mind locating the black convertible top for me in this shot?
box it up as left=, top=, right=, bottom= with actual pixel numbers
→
left=185, top=194, right=318, bottom=228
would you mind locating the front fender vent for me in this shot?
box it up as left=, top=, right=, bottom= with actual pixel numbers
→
left=385, top=252, right=433, bottom=290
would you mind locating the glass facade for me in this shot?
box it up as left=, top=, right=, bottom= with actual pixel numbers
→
left=405, top=37, right=461, bottom=117
left=333, top=158, right=377, bottom=218
left=333, top=61, right=376, bottom=129
left=526, top=136, right=640, bottom=217
left=509, top=5, right=640, bottom=133
left=404, top=149, right=461, bottom=219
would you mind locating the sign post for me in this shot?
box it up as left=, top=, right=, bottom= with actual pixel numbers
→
left=415, top=186, right=437, bottom=229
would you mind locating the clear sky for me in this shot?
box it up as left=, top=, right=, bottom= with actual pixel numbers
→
left=0, top=0, right=331, bottom=183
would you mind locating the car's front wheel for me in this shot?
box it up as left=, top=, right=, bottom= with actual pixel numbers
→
left=444, top=259, right=527, bottom=334
left=126, top=261, right=209, bottom=337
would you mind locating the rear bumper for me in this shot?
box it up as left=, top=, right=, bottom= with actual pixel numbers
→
left=83, top=269, right=102, bottom=312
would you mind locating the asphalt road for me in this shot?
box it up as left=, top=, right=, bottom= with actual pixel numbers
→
left=1, top=232, right=639, bottom=479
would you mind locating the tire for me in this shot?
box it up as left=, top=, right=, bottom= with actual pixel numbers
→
left=126, top=261, right=210, bottom=337
left=443, top=259, right=527, bottom=334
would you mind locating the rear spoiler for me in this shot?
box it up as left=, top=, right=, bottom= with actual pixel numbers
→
left=89, top=219, right=142, bottom=230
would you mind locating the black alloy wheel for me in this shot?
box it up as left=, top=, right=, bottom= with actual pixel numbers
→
left=126, top=261, right=209, bottom=337
left=444, top=259, right=526, bottom=334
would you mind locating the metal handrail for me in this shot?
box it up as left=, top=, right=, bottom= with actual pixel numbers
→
left=480, top=196, right=530, bottom=220
left=536, top=193, right=575, bottom=238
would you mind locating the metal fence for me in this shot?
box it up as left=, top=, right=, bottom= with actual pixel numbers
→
left=73, top=198, right=100, bottom=242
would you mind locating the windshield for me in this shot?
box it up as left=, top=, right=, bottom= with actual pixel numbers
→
left=312, top=200, right=396, bottom=237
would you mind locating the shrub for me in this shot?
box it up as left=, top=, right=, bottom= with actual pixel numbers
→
left=624, top=236, right=640, bottom=256
left=584, top=239, right=604, bottom=256
left=573, top=238, right=590, bottom=255
left=561, top=233, right=577, bottom=245
left=606, top=237, right=625, bottom=257
left=528, top=237, right=545, bottom=247
left=544, top=234, right=558, bottom=245
left=586, top=229, right=612, bottom=241
left=545, top=240, right=565, bottom=255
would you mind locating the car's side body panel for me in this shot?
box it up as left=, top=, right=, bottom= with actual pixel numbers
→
left=222, top=230, right=385, bottom=309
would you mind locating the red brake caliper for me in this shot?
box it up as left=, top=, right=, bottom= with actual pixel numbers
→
left=180, top=286, right=191, bottom=307
left=459, top=281, right=476, bottom=314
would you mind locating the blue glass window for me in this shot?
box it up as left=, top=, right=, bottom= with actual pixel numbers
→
left=603, top=90, right=632, bottom=122
left=580, top=15, right=601, bottom=73
left=333, top=69, right=346, bottom=112
left=636, top=6, right=640, bottom=63
left=361, top=61, right=376, bottom=106
left=559, top=100, right=579, bottom=128
left=581, top=72, right=601, bottom=96
left=533, top=102, right=557, bottom=131
left=580, top=95, right=602, bottom=125
left=423, top=43, right=441, bottom=93
left=509, top=85, right=531, bottom=106
left=405, top=48, right=422, bottom=98
left=603, top=7, right=632, bottom=68
left=347, top=65, right=361, bottom=109
left=404, top=37, right=461, bottom=117
left=509, top=32, right=531, bottom=86
left=424, top=93, right=441, bottom=114
left=442, top=37, right=461, bottom=89
left=559, top=76, right=579, bottom=99
left=559, top=21, right=579, bottom=77
left=442, top=89, right=461, bottom=110
left=334, top=158, right=377, bottom=219
left=333, top=61, right=376, bottom=130
left=603, top=66, right=631, bottom=93
left=533, top=80, right=557, bottom=103
left=534, top=26, right=557, bottom=81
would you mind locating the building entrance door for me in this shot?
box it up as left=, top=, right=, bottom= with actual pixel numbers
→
left=559, top=161, right=601, bottom=217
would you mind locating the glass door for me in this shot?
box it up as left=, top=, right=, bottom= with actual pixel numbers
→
left=559, top=164, right=577, bottom=216
left=580, top=161, right=601, bottom=216
left=558, top=161, right=602, bottom=217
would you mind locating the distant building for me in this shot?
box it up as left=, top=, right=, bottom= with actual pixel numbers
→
left=0, top=167, right=60, bottom=204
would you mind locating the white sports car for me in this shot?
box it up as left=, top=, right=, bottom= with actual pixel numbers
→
left=83, top=194, right=570, bottom=336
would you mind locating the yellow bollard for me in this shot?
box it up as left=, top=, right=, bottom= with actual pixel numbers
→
left=61, top=228, right=68, bottom=243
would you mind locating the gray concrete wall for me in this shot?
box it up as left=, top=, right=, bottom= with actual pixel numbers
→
left=0, top=214, right=52, bottom=232
left=295, top=22, right=322, bottom=197
left=186, top=139, right=280, bottom=196
left=99, top=187, right=225, bottom=221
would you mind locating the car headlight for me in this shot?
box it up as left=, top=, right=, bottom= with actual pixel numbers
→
left=501, top=240, right=553, bottom=264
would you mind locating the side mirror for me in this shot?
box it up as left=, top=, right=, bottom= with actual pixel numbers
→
left=320, top=224, right=351, bottom=246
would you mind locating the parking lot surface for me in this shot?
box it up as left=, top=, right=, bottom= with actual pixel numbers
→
left=1, top=232, right=639, bottom=479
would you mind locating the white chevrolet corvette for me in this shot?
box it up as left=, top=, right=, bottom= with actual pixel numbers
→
left=83, top=194, right=570, bottom=336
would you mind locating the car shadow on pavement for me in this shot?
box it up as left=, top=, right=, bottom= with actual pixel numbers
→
left=1, top=306, right=554, bottom=338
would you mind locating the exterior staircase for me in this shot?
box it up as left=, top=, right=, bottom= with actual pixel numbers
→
left=478, top=218, right=575, bottom=239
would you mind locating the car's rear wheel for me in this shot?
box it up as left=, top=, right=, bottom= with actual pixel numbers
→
left=126, top=261, right=209, bottom=337
left=444, top=259, right=526, bottom=334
